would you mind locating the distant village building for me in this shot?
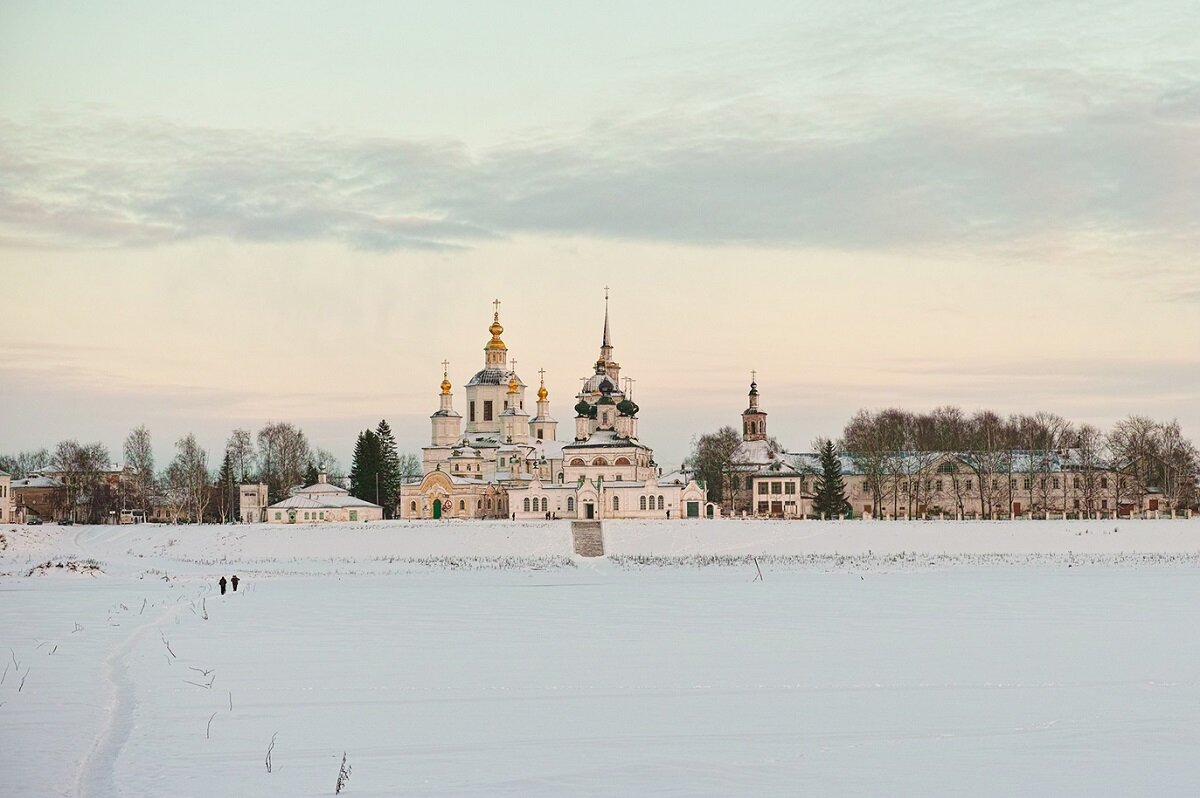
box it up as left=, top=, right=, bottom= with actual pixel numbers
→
left=265, top=471, right=383, bottom=523
left=401, top=295, right=708, bottom=520
left=11, top=472, right=68, bottom=522
left=0, top=470, right=11, bottom=523
left=239, top=483, right=269, bottom=523
left=730, top=378, right=1194, bottom=519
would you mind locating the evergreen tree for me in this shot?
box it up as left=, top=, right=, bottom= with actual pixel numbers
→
left=812, top=438, right=851, bottom=519
left=304, top=461, right=319, bottom=487
left=349, top=430, right=382, bottom=505
left=216, top=450, right=236, bottom=522
left=375, top=419, right=402, bottom=518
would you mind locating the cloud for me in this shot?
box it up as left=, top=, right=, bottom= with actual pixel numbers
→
left=1, top=4, right=1198, bottom=291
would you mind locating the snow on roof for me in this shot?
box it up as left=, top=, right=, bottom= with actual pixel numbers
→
left=299, top=482, right=350, bottom=496
left=532, top=440, right=566, bottom=460
left=12, top=474, right=66, bottom=489
left=563, top=429, right=651, bottom=450
left=733, top=439, right=781, bottom=466
left=467, top=368, right=526, bottom=387
left=655, top=470, right=694, bottom=486
left=269, top=494, right=381, bottom=510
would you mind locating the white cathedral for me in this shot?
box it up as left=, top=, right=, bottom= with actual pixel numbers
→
left=399, top=297, right=708, bottom=521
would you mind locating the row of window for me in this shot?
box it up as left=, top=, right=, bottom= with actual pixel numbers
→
left=407, top=498, right=501, bottom=514
left=569, top=457, right=634, bottom=467
left=520, top=494, right=669, bottom=513
left=752, top=475, right=1128, bottom=497
left=468, top=399, right=527, bottom=423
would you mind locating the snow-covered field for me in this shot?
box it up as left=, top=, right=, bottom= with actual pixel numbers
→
left=3, top=519, right=1200, bottom=796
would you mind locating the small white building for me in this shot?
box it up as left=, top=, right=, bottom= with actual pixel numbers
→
left=266, top=473, right=383, bottom=524
left=0, top=470, right=11, bottom=524
left=239, top=483, right=269, bottom=523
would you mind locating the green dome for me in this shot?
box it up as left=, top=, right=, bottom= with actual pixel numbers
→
left=617, top=399, right=639, bottom=416
left=574, top=399, right=591, bottom=417
left=597, top=395, right=616, bottom=406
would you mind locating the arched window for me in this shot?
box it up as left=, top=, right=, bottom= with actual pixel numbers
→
left=615, top=457, right=631, bottom=466
left=477, top=500, right=483, bottom=509
left=523, top=498, right=531, bottom=512
left=592, top=457, right=609, bottom=467
left=557, top=472, right=564, bottom=483
left=567, top=497, right=575, bottom=511
left=459, top=501, right=465, bottom=511
left=410, top=501, right=417, bottom=512
left=486, top=499, right=492, bottom=509
left=571, top=458, right=586, bottom=467
left=541, top=497, right=548, bottom=512
left=613, top=495, right=620, bottom=511
left=658, top=496, right=665, bottom=510
left=639, top=496, right=647, bottom=510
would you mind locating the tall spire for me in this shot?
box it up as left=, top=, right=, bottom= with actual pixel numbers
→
left=602, top=286, right=611, bottom=349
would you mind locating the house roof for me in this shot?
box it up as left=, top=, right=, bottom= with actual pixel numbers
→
left=268, top=494, right=381, bottom=510
left=12, top=474, right=66, bottom=489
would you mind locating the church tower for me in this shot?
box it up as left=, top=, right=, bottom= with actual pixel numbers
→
left=466, top=300, right=525, bottom=435
left=430, top=362, right=462, bottom=446
left=500, top=374, right=529, bottom=444
left=742, top=373, right=768, bottom=442
left=529, top=370, right=558, bottom=442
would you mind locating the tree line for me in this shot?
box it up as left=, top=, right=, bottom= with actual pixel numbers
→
left=0, top=419, right=421, bottom=523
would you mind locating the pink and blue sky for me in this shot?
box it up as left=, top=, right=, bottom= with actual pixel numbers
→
left=1, top=1, right=1197, bottom=469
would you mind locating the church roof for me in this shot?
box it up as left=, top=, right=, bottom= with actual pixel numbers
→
left=581, top=372, right=623, bottom=397
left=563, top=429, right=651, bottom=451
left=467, top=367, right=526, bottom=387
left=732, top=439, right=782, bottom=466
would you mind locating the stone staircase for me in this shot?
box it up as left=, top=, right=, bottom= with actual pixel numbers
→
left=571, top=521, right=605, bottom=557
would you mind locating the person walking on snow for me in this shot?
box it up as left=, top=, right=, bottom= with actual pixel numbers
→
left=231, top=574, right=240, bottom=592
left=219, top=576, right=227, bottom=595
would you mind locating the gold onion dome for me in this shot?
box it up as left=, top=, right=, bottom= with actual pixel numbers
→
left=440, top=375, right=452, bottom=395
left=537, top=384, right=548, bottom=401
left=508, top=374, right=520, bottom=394
left=485, top=313, right=506, bottom=350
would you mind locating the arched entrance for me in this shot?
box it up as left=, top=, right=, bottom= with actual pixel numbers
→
left=433, top=499, right=443, bottom=519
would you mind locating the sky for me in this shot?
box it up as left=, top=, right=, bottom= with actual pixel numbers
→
left=1, top=1, right=1198, bottom=472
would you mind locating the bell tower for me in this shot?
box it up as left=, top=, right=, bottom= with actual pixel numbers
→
left=742, top=372, right=767, bottom=442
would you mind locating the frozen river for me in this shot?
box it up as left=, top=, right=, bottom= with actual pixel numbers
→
left=2, top=521, right=1200, bottom=796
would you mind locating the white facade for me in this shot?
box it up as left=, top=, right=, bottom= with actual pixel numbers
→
left=239, top=483, right=269, bottom=523
left=0, top=471, right=11, bottom=524
left=266, top=472, right=383, bottom=523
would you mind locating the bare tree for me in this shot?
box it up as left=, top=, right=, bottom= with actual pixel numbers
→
left=1108, top=415, right=1158, bottom=515
left=50, top=440, right=112, bottom=522
left=0, top=449, right=51, bottom=479
left=224, top=429, right=257, bottom=483
left=167, top=434, right=210, bottom=523
left=256, top=422, right=311, bottom=503
left=123, top=426, right=155, bottom=511
left=1155, top=421, right=1199, bottom=511
left=1071, top=423, right=1107, bottom=517
left=398, top=452, right=423, bottom=482
left=688, top=426, right=750, bottom=514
